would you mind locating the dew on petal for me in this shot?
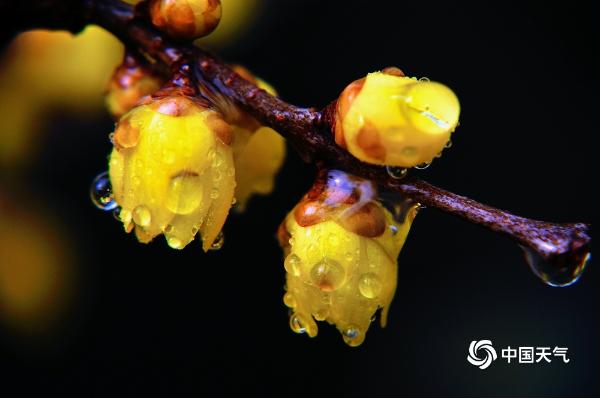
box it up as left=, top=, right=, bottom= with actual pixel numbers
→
left=358, top=273, right=382, bottom=298
left=310, top=258, right=346, bottom=292
left=209, top=231, right=225, bottom=250
left=165, top=172, right=203, bottom=215
left=132, top=205, right=152, bottom=227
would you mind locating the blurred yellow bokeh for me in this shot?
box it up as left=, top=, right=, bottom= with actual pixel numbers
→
left=0, top=191, right=75, bottom=335
left=0, top=26, right=124, bottom=170
left=0, top=0, right=262, bottom=171
left=197, top=0, right=261, bottom=47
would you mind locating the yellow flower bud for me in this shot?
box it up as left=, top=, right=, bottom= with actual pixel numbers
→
left=278, top=170, right=417, bottom=346
left=109, top=95, right=235, bottom=250
left=149, top=0, right=222, bottom=40
left=226, top=65, right=285, bottom=210
left=231, top=126, right=285, bottom=210
left=230, top=65, right=278, bottom=97
left=105, top=56, right=163, bottom=119
left=335, top=69, right=460, bottom=168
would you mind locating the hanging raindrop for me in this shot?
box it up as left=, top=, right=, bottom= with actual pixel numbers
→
left=414, top=162, right=431, bottom=170
left=386, top=166, right=407, bottom=179
left=112, top=207, right=122, bottom=221
left=521, top=245, right=591, bottom=287
left=290, top=313, right=307, bottom=334
left=209, top=231, right=225, bottom=250
left=342, top=325, right=363, bottom=346
left=90, top=171, right=118, bottom=211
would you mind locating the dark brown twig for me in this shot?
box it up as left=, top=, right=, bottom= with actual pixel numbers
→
left=8, top=0, right=591, bottom=275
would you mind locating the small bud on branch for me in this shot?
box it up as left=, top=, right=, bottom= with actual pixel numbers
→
left=6, top=0, right=591, bottom=288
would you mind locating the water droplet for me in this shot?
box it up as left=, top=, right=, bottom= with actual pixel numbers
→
left=386, top=166, right=407, bottom=179
left=210, top=188, right=220, bottom=199
left=445, top=139, right=453, bottom=149
left=358, top=273, right=383, bottom=298
left=283, top=292, right=297, bottom=308
left=345, top=252, right=354, bottom=262
left=90, top=171, right=118, bottom=211
left=165, top=173, right=203, bottom=215
left=314, top=308, right=329, bottom=321
left=132, top=205, right=151, bottom=227
left=108, top=132, right=115, bottom=144
left=344, top=326, right=360, bottom=339
left=418, top=76, right=430, bottom=82
left=167, top=236, right=183, bottom=249
left=521, top=245, right=591, bottom=287
left=284, top=253, right=302, bottom=276
left=342, top=325, right=363, bottom=346
left=231, top=197, right=237, bottom=205
left=112, top=207, right=122, bottom=221
left=310, top=258, right=346, bottom=292
left=209, top=231, right=225, bottom=250
left=212, top=151, right=224, bottom=167
left=290, top=313, right=307, bottom=334
left=390, top=225, right=399, bottom=235
left=414, top=162, right=431, bottom=170
left=163, top=224, right=173, bottom=233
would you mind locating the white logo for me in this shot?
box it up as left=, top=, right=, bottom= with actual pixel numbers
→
left=467, top=340, right=498, bottom=369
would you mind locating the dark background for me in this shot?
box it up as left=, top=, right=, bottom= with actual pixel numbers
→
left=1, top=0, right=598, bottom=396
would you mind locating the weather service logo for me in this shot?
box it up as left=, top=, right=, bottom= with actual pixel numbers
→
left=467, top=340, right=498, bottom=369
left=467, top=340, right=570, bottom=369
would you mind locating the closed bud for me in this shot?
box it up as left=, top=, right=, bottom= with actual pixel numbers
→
left=335, top=69, right=460, bottom=168
left=149, top=0, right=222, bottom=40
left=231, top=126, right=285, bottom=210
left=227, top=65, right=285, bottom=210
left=278, top=170, right=418, bottom=346
left=105, top=55, right=163, bottom=119
left=109, top=95, right=235, bottom=250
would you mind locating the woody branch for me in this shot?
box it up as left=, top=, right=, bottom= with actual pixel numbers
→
left=4, top=0, right=591, bottom=269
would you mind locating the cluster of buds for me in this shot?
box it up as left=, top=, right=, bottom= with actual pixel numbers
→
left=334, top=67, right=460, bottom=168
left=278, top=170, right=418, bottom=346
left=102, top=48, right=285, bottom=250
left=98, top=2, right=461, bottom=347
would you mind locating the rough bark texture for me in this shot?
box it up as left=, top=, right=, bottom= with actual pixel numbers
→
left=4, top=0, right=591, bottom=271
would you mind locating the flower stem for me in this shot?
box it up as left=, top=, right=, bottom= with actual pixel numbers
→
left=9, top=0, right=592, bottom=272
